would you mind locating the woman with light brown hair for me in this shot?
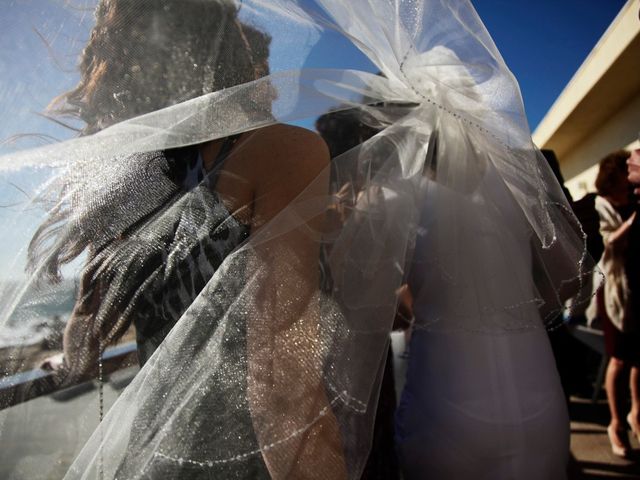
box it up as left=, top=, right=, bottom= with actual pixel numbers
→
left=29, top=1, right=345, bottom=478
left=590, top=150, right=640, bottom=457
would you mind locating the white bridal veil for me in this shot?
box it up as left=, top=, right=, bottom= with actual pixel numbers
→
left=0, top=0, right=596, bottom=478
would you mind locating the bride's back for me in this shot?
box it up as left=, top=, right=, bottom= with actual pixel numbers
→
left=397, top=164, right=570, bottom=480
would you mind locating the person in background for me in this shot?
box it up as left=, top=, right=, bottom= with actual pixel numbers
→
left=626, top=147, right=640, bottom=345
left=316, top=107, right=401, bottom=480
left=541, top=150, right=598, bottom=399
left=627, top=148, right=640, bottom=194
left=588, top=150, right=640, bottom=457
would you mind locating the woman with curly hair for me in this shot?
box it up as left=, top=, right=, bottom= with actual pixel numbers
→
left=31, top=1, right=346, bottom=478
left=590, top=150, right=640, bottom=457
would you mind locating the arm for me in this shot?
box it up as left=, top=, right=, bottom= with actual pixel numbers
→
left=393, top=284, right=414, bottom=331
left=599, top=196, right=635, bottom=252
left=628, top=149, right=640, bottom=196
left=244, top=126, right=347, bottom=479
left=604, top=211, right=636, bottom=247
left=42, top=267, right=102, bottom=383
left=43, top=254, right=130, bottom=384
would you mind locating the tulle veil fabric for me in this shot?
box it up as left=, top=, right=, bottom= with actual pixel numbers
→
left=0, top=0, right=596, bottom=478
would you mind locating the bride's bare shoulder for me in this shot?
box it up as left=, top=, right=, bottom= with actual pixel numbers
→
left=244, top=124, right=329, bottom=173
left=232, top=124, right=329, bottom=220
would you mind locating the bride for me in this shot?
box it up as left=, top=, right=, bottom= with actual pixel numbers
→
left=395, top=133, right=571, bottom=479
left=0, top=0, right=595, bottom=478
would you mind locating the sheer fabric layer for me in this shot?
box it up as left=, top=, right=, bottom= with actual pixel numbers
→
left=0, top=1, right=596, bottom=479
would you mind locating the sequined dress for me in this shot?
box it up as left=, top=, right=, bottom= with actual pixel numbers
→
left=132, top=139, right=250, bottom=366
left=107, top=139, right=271, bottom=479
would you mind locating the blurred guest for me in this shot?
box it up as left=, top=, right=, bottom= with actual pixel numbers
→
left=571, top=192, right=605, bottom=268
left=588, top=150, right=640, bottom=457
left=316, top=107, right=401, bottom=480
left=541, top=149, right=573, bottom=203
left=628, top=148, right=640, bottom=190
left=541, top=150, right=598, bottom=399
left=626, top=148, right=640, bottom=332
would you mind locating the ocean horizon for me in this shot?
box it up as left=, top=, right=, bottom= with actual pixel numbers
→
left=0, top=278, right=77, bottom=348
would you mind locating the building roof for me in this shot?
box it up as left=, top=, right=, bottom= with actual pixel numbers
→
left=532, top=0, right=640, bottom=160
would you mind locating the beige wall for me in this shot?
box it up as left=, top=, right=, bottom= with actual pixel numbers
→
left=563, top=94, right=640, bottom=199
left=566, top=138, right=640, bottom=200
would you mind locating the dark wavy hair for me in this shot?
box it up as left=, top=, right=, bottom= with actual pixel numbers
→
left=28, top=0, right=271, bottom=280
left=595, top=150, right=630, bottom=197
left=48, top=0, right=271, bottom=135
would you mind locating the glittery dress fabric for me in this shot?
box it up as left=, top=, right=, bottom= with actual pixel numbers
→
left=117, top=143, right=267, bottom=479
left=130, top=141, right=250, bottom=366
left=118, top=251, right=270, bottom=480
left=0, top=1, right=600, bottom=479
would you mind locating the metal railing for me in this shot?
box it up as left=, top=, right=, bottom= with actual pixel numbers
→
left=0, top=341, right=138, bottom=410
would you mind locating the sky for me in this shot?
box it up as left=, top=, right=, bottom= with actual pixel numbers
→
left=472, top=0, right=629, bottom=130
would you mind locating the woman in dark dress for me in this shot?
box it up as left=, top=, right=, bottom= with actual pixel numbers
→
left=590, top=150, right=640, bottom=457
left=31, top=1, right=346, bottom=478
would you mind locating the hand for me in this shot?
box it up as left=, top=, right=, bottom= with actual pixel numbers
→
left=627, top=149, right=640, bottom=197
left=393, top=284, right=414, bottom=330
left=40, top=353, right=65, bottom=371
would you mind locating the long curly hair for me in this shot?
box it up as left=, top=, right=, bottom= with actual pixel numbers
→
left=49, top=0, right=271, bottom=135
left=28, top=0, right=271, bottom=280
left=595, top=150, right=630, bottom=198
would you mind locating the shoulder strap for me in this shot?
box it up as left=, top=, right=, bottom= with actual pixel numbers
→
left=210, top=134, right=241, bottom=170
left=206, top=134, right=242, bottom=187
